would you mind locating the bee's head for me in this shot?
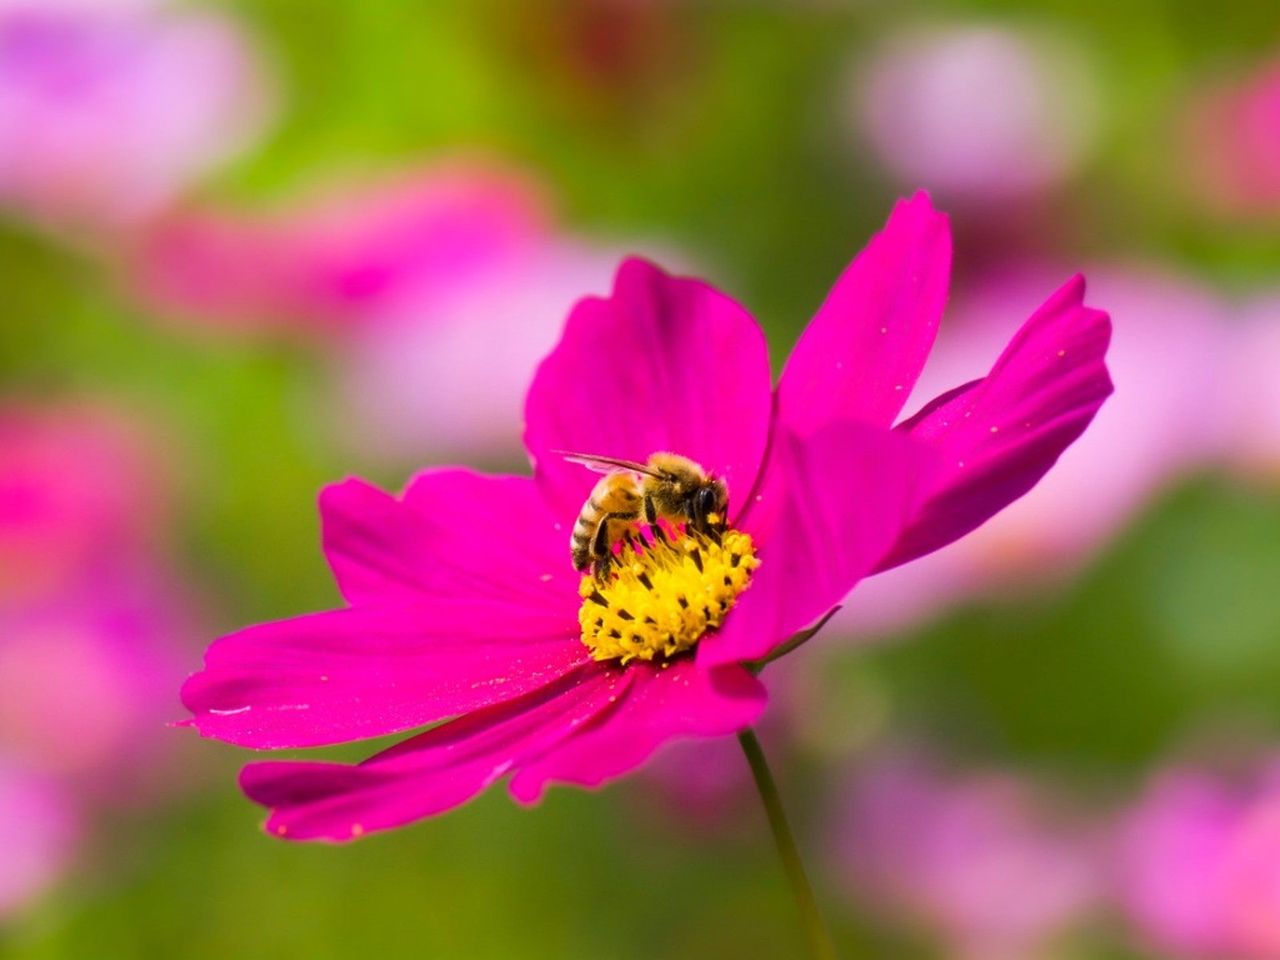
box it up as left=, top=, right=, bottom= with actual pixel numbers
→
left=690, top=477, right=729, bottom=530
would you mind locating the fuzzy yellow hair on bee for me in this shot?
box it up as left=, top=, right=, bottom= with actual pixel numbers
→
left=560, top=451, right=729, bottom=578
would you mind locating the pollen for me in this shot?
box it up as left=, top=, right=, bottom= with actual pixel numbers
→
left=578, top=527, right=760, bottom=664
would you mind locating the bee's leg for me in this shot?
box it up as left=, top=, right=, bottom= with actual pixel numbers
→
left=643, top=494, right=668, bottom=544
left=590, top=515, right=616, bottom=577
left=698, top=499, right=723, bottom=544
left=591, top=512, right=639, bottom=580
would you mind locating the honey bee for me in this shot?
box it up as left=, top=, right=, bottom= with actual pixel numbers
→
left=563, top=452, right=729, bottom=576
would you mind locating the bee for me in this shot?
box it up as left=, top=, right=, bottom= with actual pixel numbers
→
left=563, top=452, right=729, bottom=576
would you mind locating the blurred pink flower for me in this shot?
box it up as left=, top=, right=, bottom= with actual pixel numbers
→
left=838, top=754, right=1102, bottom=960
left=853, top=24, right=1099, bottom=204
left=133, top=161, right=552, bottom=335
left=1119, top=762, right=1280, bottom=959
left=132, top=158, right=654, bottom=459
left=0, top=403, right=168, bottom=603
left=0, top=764, right=78, bottom=921
left=1220, top=296, right=1280, bottom=481
left=0, top=400, right=196, bottom=915
left=335, top=240, right=626, bottom=459
left=1185, top=60, right=1280, bottom=218
left=0, top=0, right=272, bottom=233
left=1223, top=796, right=1280, bottom=958
left=0, top=576, right=188, bottom=800
left=841, top=264, right=1227, bottom=635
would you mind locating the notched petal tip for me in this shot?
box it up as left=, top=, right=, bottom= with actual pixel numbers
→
left=899, top=187, right=944, bottom=217
left=507, top=773, right=548, bottom=807
left=318, top=474, right=382, bottom=509
left=613, top=253, right=666, bottom=286
left=881, top=270, right=1115, bottom=569
left=777, top=191, right=953, bottom=432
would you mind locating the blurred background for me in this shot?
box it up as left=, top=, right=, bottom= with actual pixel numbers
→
left=1, top=1, right=1278, bottom=958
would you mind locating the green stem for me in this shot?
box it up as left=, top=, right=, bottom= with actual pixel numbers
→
left=738, top=729, right=839, bottom=960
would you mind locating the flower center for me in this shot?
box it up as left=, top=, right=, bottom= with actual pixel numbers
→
left=577, top=525, right=760, bottom=664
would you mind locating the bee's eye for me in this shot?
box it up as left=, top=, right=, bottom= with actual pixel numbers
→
left=694, top=486, right=718, bottom=521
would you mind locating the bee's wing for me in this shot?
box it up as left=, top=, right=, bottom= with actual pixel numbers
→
left=555, top=451, right=661, bottom=478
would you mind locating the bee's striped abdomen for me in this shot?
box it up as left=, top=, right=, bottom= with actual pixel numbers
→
left=570, top=473, right=642, bottom=570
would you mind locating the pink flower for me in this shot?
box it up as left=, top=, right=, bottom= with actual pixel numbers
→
left=181, top=193, right=1112, bottom=841
left=837, top=754, right=1102, bottom=960
left=0, top=576, right=189, bottom=801
left=1220, top=296, right=1280, bottom=481
left=1119, top=762, right=1280, bottom=959
left=0, top=402, right=193, bottom=801
left=0, top=0, right=272, bottom=233
left=0, top=764, right=78, bottom=921
left=853, top=25, right=1099, bottom=204
left=0, top=402, right=168, bottom=603
left=1185, top=59, right=1280, bottom=218
left=131, top=160, right=552, bottom=335
left=841, top=264, right=1227, bottom=636
left=0, top=400, right=196, bottom=916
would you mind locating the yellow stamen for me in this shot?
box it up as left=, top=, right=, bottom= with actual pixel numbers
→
left=578, top=527, right=760, bottom=665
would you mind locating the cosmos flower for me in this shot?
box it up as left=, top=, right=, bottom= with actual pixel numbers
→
left=181, top=192, right=1112, bottom=841
left=1119, top=760, right=1280, bottom=959
left=0, top=0, right=272, bottom=233
left=836, top=754, right=1102, bottom=960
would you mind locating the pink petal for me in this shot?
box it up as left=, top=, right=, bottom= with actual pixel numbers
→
left=776, top=192, right=951, bottom=432
left=240, top=665, right=630, bottom=841
left=320, top=471, right=575, bottom=614
left=181, top=601, right=586, bottom=749
left=507, top=659, right=766, bottom=803
left=523, top=257, right=773, bottom=522
left=697, top=421, right=933, bottom=667
left=880, top=275, right=1112, bottom=569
